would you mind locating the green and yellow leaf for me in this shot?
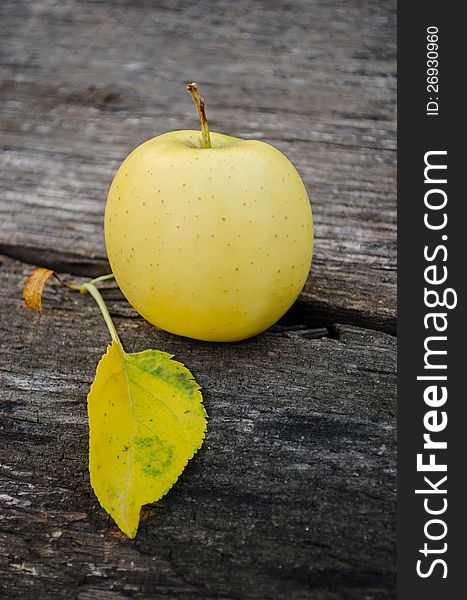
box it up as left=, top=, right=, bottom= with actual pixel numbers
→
left=87, top=339, right=207, bottom=538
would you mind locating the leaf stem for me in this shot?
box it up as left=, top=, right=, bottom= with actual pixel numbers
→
left=81, top=281, right=121, bottom=345
left=186, top=82, right=211, bottom=149
left=88, top=273, right=115, bottom=286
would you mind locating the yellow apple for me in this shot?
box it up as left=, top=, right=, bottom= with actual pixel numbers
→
left=104, top=84, right=313, bottom=342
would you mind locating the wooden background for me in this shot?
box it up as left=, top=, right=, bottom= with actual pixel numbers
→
left=0, top=1, right=396, bottom=598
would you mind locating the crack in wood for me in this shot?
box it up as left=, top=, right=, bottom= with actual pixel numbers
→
left=0, top=245, right=396, bottom=336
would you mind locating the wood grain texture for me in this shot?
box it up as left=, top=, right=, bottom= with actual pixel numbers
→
left=0, top=0, right=396, bottom=332
left=0, top=0, right=397, bottom=597
left=0, top=257, right=396, bottom=599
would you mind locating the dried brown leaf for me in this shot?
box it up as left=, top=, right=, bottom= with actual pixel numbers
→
left=22, top=268, right=55, bottom=312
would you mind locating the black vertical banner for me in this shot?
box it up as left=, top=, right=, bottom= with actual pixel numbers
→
left=398, top=3, right=465, bottom=598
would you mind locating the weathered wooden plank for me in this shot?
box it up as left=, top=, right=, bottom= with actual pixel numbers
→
left=0, top=0, right=396, bottom=333
left=1, top=1, right=396, bottom=596
left=0, top=256, right=396, bottom=598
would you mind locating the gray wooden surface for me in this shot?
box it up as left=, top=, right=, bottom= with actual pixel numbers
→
left=0, top=0, right=396, bottom=598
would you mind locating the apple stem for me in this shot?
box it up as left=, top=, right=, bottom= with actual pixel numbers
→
left=186, top=82, right=212, bottom=149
